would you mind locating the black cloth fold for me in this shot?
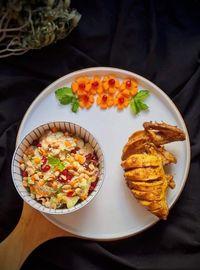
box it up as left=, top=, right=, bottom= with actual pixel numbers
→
left=21, top=235, right=200, bottom=270
left=0, top=0, right=200, bottom=269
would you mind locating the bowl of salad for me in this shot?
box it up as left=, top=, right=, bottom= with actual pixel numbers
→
left=11, top=121, right=105, bottom=214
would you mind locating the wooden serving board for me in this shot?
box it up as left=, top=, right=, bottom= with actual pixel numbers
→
left=0, top=203, right=72, bottom=270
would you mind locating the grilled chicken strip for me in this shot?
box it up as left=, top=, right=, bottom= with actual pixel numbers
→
left=121, top=153, right=162, bottom=170
left=121, top=122, right=186, bottom=220
left=122, top=122, right=185, bottom=161
left=143, top=121, right=186, bottom=145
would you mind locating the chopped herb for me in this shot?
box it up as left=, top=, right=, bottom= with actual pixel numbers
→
left=27, top=177, right=34, bottom=185
left=54, top=185, right=64, bottom=195
left=130, top=90, right=150, bottom=114
left=55, top=87, right=79, bottom=113
left=48, top=156, right=65, bottom=171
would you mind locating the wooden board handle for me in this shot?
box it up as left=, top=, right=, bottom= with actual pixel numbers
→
left=0, top=203, right=72, bottom=270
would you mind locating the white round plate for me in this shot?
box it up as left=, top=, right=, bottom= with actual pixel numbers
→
left=16, top=67, right=190, bottom=241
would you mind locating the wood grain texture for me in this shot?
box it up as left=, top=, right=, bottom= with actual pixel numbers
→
left=0, top=203, right=72, bottom=270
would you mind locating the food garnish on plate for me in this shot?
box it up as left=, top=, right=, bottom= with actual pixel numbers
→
left=55, top=75, right=150, bottom=115
left=121, top=121, right=186, bottom=220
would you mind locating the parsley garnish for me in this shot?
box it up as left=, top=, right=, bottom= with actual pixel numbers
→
left=55, top=87, right=79, bottom=113
left=48, top=156, right=65, bottom=171
left=130, top=90, right=150, bottom=114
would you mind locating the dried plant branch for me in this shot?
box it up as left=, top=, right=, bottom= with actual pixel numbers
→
left=0, top=0, right=81, bottom=58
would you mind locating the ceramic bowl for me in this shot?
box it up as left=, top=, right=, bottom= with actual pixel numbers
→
left=11, top=121, right=105, bottom=214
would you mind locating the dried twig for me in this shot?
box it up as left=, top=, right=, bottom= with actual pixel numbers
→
left=0, top=0, right=81, bottom=58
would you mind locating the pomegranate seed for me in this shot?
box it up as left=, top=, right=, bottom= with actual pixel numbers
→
left=118, top=97, right=125, bottom=104
left=58, top=175, right=65, bottom=183
left=58, top=170, right=73, bottom=182
left=70, top=147, right=80, bottom=154
left=89, top=181, right=97, bottom=192
left=41, top=165, right=50, bottom=172
left=32, top=140, right=39, bottom=146
left=79, top=83, right=85, bottom=89
left=85, top=153, right=93, bottom=160
left=67, top=191, right=74, bottom=197
left=108, top=79, right=115, bottom=86
left=92, top=81, right=99, bottom=88
left=83, top=162, right=90, bottom=169
left=22, top=171, right=28, bottom=177
left=42, top=156, right=47, bottom=164
left=61, top=169, right=68, bottom=176
left=83, top=95, right=89, bottom=102
left=126, top=80, right=132, bottom=88
left=91, top=154, right=98, bottom=161
left=66, top=173, right=73, bottom=181
left=102, top=95, right=108, bottom=102
left=37, top=143, right=42, bottom=148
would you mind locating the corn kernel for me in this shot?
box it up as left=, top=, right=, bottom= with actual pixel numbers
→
left=65, top=141, right=72, bottom=147
left=75, top=154, right=86, bottom=165
left=33, top=157, right=41, bottom=164
left=67, top=156, right=74, bottom=163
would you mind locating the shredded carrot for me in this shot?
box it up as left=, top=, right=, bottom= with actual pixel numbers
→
left=39, top=148, right=47, bottom=156
left=31, top=175, right=36, bottom=181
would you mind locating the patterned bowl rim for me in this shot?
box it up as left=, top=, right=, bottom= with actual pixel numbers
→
left=11, top=121, right=105, bottom=215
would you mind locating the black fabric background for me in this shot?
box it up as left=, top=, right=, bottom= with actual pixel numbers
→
left=0, top=0, right=200, bottom=269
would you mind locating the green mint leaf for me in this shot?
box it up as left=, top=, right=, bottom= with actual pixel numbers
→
left=60, top=95, right=72, bottom=105
left=71, top=97, right=79, bottom=113
left=137, top=101, right=149, bottom=111
left=134, top=90, right=150, bottom=102
left=130, top=99, right=139, bottom=114
left=55, top=87, right=80, bottom=112
left=71, top=102, right=79, bottom=113
left=130, top=90, right=150, bottom=115
left=55, top=87, right=75, bottom=105
left=48, top=156, right=65, bottom=171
